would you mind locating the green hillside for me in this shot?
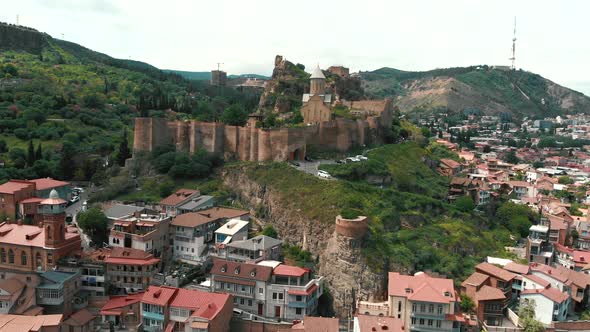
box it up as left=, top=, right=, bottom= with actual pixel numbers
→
left=233, top=142, right=527, bottom=279
left=0, top=22, right=257, bottom=183
left=361, top=65, right=590, bottom=119
left=163, top=70, right=270, bottom=81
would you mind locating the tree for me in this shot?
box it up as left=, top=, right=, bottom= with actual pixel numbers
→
left=558, top=176, right=574, bottom=185
left=518, top=301, right=545, bottom=332
left=77, top=208, right=109, bottom=246
left=260, top=225, right=278, bottom=238
left=454, top=195, right=475, bottom=212
left=35, top=142, right=43, bottom=161
left=459, top=294, right=475, bottom=313
left=116, top=130, right=131, bottom=166
left=482, top=145, right=491, bottom=153
left=0, top=140, right=7, bottom=153
left=27, top=140, right=35, bottom=167
left=220, top=104, right=248, bottom=126
left=505, top=150, right=519, bottom=164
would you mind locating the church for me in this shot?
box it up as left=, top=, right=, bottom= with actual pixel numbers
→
left=300, top=65, right=333, bottom=124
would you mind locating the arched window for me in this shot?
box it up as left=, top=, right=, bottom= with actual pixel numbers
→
left=0, top=248, right=5, bottom=263
left=21, top=251, right=27, bottom=266
left=8, top=250, right=14, bottom=264
left=35, top=252, right=42, bottom=267
left=47, top=226, right=52, bottom=240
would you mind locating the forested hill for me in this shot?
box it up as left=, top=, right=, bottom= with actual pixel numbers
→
left=0, top=22, right=258, bottom=183
left=360, top=65, right=590, bottom=119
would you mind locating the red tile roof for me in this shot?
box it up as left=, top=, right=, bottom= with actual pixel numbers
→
left=211, top=259, right=272, bottom=282
left=0, top=314, right=63, bottom=331
left=64, top=309, right=95, bottom=326
left=141, top=286, right=177, bottom=306
left=197, top=207, right=249, bottom=220
left=171, top=212, right=215, bottom=227
left=31, top=178, right=69, bottom=191
left=504, top=262, right=530, bottom=275
left=461, top=272, right=489, bottom=287
left=170, top=288, right=231, bottom=320
left=440, top=158, right=461, bottom=169
left=103, top=247, right=160, bottom=266
left=273, top=264, right=309, bottom=277
left=290, top=316, right=339, bottom=332
left=160, top=189, right=199, bottom=206
left=19, top=197, right=44, bottom=204
left=521, top=287, right=569, bottom=304
left=475, top=285, right=506, bottom=301
left=0, top=180, right=34, bottom=194
left=388, top=272, right=456, bottom=304
left=0, top=222, right=80, bottom=248
left=100, top=293, right=144, bottom=314
left=356, top=314, right=404, bottom=332
left=475, top=262, right=516, bottom=282
left=522, top=274, right=551, bottom=288
left=288, top=284, right=317, bottom=296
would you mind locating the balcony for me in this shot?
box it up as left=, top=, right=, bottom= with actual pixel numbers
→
left=288, top=301, right=307, bottom=309
left=142, top=311, right=164, bottom=321
left=411, top=311, right=446, bottom=319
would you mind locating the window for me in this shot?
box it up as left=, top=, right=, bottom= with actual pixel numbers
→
left=411, top=318, right=416, bottom=325
left=428, top=304, right=434, bottom=313
left=248, top=299, right=252, bottom=306
left=419, top=318, right=424, bottom=325
left=0, top=248, right=4, bottom=263
left=438, top=305, right=443, bottom=315
left=259, top=288, right=264, bottom=294
left=436, top=321, right=441, bottom=328
left=420, top=304, right=425, bottom=312
left=278, top=293, right=284, bottom=300
left=296, top=295, right=302, bottom=302
left=398, top=301, right=401, bottom=312
left=273, top=293, right=277, bottom=300
left=8, top=250, right=13, bottom=264
left=412, top=303, right=416, bottom=312
left=21, top=251, right=27, bottom=266
left=296, top=308, right=302, bottom=315
left=47, top=253, right=53, bottom=264
left=240, top=298, right=244, bottom=305
left=428, top=319, right=433, bottom=326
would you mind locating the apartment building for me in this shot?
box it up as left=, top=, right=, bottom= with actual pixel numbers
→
left=474, top=263, right=516, bottom=309
left=387, top=272, right=463, bottom=332
left=215, top=235, right=282, bottom=263
left=140, top=286, right=232, bottom=332
left=160, top=189, right=201, bottom=217
left=109, top=212, right=171, bottom=258
left=461, top=272, right=506, bottom=326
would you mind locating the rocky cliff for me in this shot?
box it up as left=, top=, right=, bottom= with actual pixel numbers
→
left=222, top=165, right=385, bottom=314
left=258, top=55, right=309, bottom=114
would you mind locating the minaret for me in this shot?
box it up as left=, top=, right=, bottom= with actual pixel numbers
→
left=39, top=189, right=67, bottom=248
left=310, top=65, right=326, bottom=96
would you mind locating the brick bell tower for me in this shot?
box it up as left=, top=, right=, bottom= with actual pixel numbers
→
left=39, top=189, right=67, bottom=248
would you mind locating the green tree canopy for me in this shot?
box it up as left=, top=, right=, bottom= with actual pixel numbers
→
left=77, top=207, right=109, bottom=246
left=454, top=195, right=475, bottom=212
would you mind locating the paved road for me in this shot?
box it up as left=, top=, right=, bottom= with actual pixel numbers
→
left=292, top=160, right=338, bottom=178
left=65, top=190, right=91, bottom=250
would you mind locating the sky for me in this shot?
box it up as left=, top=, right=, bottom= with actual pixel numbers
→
left=2, top=0, right=589, bottom=95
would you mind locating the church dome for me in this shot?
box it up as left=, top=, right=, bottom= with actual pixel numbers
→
left=49, top=189, right=59, bottom=199
left=310, top=65, right=325, bottom=79
left=41, top=189, right=66, bottom=205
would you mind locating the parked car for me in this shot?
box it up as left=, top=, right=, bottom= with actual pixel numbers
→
left=355, top=155, right=368, bottom=161
left=318, top=170, right=331, bottom=178
left=345, top=157, right=360, bottom=163
left=69, top=196, right=80, bottom=205
left=335, top=159, right=344, bottom=164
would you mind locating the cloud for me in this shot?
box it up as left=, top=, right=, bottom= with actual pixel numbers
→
left=33, top=0, right=121, bottom=15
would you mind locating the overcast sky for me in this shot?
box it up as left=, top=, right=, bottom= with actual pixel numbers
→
left=2, top=0, right=589, bottom=95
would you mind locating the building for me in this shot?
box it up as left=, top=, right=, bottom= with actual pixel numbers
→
left=30, top=178, right=71, bottom=200
left=211, top=70, right=227, bottom=87
left=62, top=308, right=95, bottom=332
left=460, top=272, right=506, bottom=326
left=438, top=159, right=463, bottom=177
left=140, top=285, right=233, bottom=332
left=109, top=212, right=171, bottom=258
left=214, top=219, right=249, bottom=245
left=301, top=65, right=332, bottom=124
left=209, top=259, right=325, bottom=321
left=160, top=189, right=201, bottom=217
left=104, top=247, right=160, bottom=294
left=279, top=316, right=339, bottom=332
left=526, top=225, right=553, bottom=265
left=36, top=270, right=81, bottom=317
left=100, top=292, right=144, bottom=330
left=353, top=314, right=403, bottom=332
left=387, top=271, right=462, bottom=332
left=0, top=180, right=36, bottom=221
left=216, top=235, right=282, bottom=263
left=474, top=262, right=515, bottom=309
left=104, top=204, right=148, bottom=223
left=171, top=207, right=249, bottom=264
left=0, top=314, right=63, bottom=332
left=529, top=263, right=590, bottom=311
left=0, top=277, right=25, bottom=314
left=0, top=190, right=81, bottom=273
left=327, top=65, right=349, bottom=78
left=520, top=287, right=569, bottom=324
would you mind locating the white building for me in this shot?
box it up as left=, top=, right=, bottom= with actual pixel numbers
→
left=520, top=287, right=569, bottom=324
left=215, top=219, right=249, bottom=245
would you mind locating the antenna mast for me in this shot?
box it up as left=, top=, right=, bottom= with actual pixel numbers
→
left=16, top=14, right=19, bottom=25
left=216, top=62, right=223, bottom=71
left=509, top=17, right=517, bottom=70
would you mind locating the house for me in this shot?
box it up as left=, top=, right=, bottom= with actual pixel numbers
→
left=159, top=189, right=200, bottom=217
left=507, top=181, right=535, bottom=199
left=520, top=287, right=569, bottom=324
left=279, top=316, right=339, bottom=332
left=353, top=314, right=404, bottom=332
left=209, top=259, right=325, bottom=321
left=545, top=215, right=570, bottom=246
left=109, top=212, right=171, bottom=259
left=474, top=262, right=516, bottom=309
left=0, top=180, right=36, bottom=221
left=140, top=286, right=233, bottom=332
left=215, top=235, right=282, bottom=263
left=526, top=225, right=553, bottom=265
left=0, top=314, right=63, bottom=332
left=0, top=190, right=81, bottom=273
left=176, top=195, right=215, bottom=215
left=0, top=278, right=25, bottom=314
left=63, top=308, right=95, bottom=332
left=387, top=272, right=464, bottom=332
left=30, top=178, right=71, bottom=200
left=104, top=247, right=160, bottom=294
left=460, top=272, right=505, bottom=326
left=104, top=204, right=148, bottom=223
left=530, top=263, right=590, bottom=311
left=36, top=270, right=81, bottom=317
left=171, top=207, right=249, bottom=264
left=100, top=292, right=144, bottom=330
left=214, top=219, right=249, bottom=245
left=438, top=159, right=462, bottom=177
left=554, top=244, right=590, bottom=271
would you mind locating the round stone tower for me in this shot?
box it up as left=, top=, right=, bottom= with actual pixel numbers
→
left=39, top=189, right=67, bottom=248
left=309, top=65, right=326, bottom=96
left=335, top=215, right=369, bottom=239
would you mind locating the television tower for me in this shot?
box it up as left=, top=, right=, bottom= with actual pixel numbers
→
left=509, top=17, right=517, bottom=70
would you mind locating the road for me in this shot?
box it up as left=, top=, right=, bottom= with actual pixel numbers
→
left=65, top=190, right=91, bottom=250
left=292, top=160, right=337, bottom=177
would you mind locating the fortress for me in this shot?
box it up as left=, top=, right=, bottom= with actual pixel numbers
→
left=133, top=61, right=393, bottom=162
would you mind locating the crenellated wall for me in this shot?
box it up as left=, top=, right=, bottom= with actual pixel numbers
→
left=133, top=112, right=390, bottom=161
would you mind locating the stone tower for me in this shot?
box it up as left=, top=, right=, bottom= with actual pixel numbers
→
left=40, top=189, right=67, bottom=248
left=309, top=65, right=326, bottom=96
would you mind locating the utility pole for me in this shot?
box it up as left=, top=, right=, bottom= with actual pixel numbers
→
left=509, top=17, right=517, bottom=70
left=61, top=33, right=65, bottom=40
left=16, top=14, right=19, bottom=25
left=216, top=62, right=223, bottom=71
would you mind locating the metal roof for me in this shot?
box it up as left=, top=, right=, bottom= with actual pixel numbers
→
left=310, top=65, right=325, bottom=79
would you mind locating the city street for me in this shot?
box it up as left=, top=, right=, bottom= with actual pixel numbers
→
left=65, top=190, right=91, bottom=250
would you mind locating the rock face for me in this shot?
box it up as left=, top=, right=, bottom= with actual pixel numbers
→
left=257, top=55, right=308, bottom=113
left=222, top=166, right=385, bottom=315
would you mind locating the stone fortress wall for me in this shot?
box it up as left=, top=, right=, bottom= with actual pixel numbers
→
left=133, top=108, right=392, bottom=162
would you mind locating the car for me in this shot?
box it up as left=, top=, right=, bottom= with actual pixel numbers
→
left=335, top=159, right=344, bottom=164
left=345, top=157, right=360, bottom=163
left=69, top=196, right=80, bottom=205
left=317, top=170, right=331, bottom=178
left=72, top=187, right=84, bottom=193
left=355, top=155, right=368, bottom=161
